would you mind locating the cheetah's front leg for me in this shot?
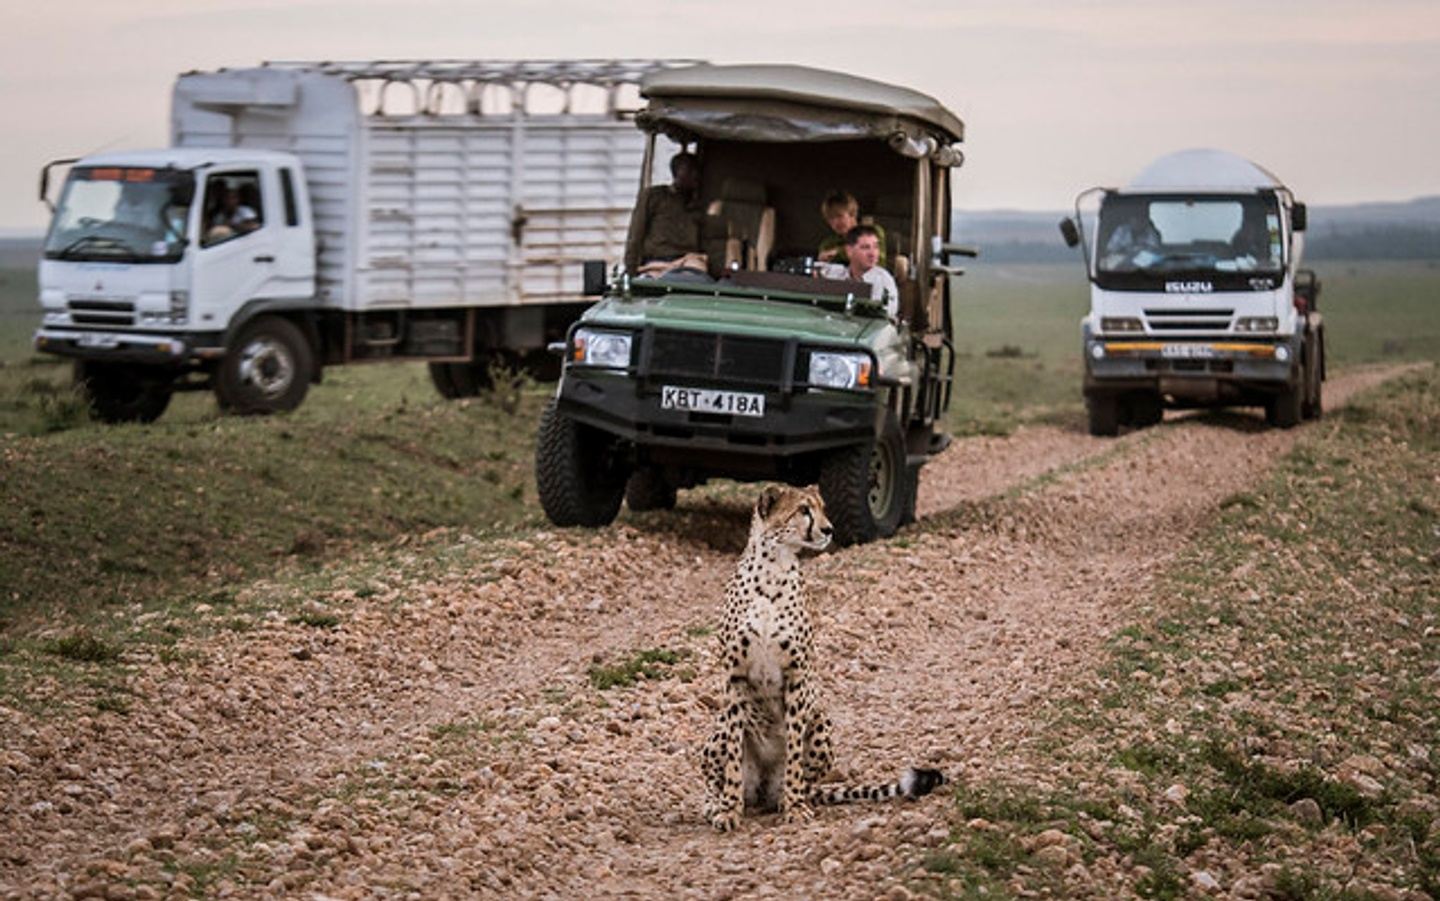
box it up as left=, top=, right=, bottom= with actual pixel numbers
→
left=780, top=675, right=816, bottom=823
left=706, top=691, right=746, bottom=832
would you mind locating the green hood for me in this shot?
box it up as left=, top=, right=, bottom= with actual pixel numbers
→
left=583, top=291, right=881, bottom=345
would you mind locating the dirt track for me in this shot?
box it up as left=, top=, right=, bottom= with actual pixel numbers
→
left=0, top=366, right=1414, bottom=899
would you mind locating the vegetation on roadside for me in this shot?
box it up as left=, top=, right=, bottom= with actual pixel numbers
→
left=911, top=367, right=1440, bottom=899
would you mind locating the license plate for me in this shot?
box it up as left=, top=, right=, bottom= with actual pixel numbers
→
left=660, top=385, right=765, bottom=417
left=77, top=333, right=121, bottom=349
left=1161, top=343, right=1215, bottom=359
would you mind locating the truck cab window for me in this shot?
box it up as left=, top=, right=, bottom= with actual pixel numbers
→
left=202, top=172, right=264, bottom=246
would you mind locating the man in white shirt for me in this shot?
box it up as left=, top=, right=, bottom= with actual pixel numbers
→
left=815, top=225, right=899, bottom=317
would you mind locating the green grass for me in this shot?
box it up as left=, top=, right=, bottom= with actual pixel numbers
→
left=588, top=647, right=689, bottom=689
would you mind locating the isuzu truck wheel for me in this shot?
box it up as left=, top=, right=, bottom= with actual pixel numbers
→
left=535, top=399, right=629, bottom=527
left=1266, top=369, right=1304, bottom=429
left=74, top=361, right=173, bottom=424
left=819, top=422, right=907, bottom=546
left=217, top=316, right=312, bottom=415
left=1086, top=393, right=1119, bottom=437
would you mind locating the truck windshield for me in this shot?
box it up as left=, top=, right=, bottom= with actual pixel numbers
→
left=1096, top=193, right=1283, bottom=284
left=43, top=167, right=194, bottom=264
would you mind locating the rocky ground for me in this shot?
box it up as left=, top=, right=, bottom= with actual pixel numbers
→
left=0, top=365, right=1422, bottom=899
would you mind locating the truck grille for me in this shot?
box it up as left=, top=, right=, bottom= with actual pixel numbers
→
left=68, top=300, right=135, bottom=327
left=1143, top=308, right=1233, bottom=331
left=646, top=330, right=789, bottom=388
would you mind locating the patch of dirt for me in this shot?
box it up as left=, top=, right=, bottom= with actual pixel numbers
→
left=0, top=365, right=1415, bottom=899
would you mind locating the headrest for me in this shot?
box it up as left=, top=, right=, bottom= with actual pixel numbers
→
left=719, top=178, right=767, bottom=205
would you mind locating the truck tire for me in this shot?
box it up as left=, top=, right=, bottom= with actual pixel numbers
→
left=1127, top=393, right=1164, bottom=428
left=429, top=358, right=499, bottom=400
left=1086, top=393, right=1120, bottom=437
left=1302, top=334, right=1324, bottom=421
left=428, top=362, right=462, bottom=399
left=819, top=423, right=906, bottom=546
left=74, top=361, right=173, bottom=424
left=217, top=316, right=312, bottom=415
left=625, top=467, right=677, bottom=512
left=899, top=462, right=922, bottom=527
left=1266, top=371, right=1304, bottom=429
left=535, top=398, right=629, bottom=527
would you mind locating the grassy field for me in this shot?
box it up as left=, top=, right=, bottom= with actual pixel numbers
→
left=0, top=261, right=1436, bottom=664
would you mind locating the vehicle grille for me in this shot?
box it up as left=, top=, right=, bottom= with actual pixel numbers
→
left=1143, top=308, right=1232, bottom=331
left=646, top=330, right=789, bottom=388
left=68, top=300, right=135, bottom=326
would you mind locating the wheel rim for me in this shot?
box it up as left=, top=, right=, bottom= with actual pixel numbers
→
left=236, top=337, right=294, bottom=398
left=867, top=440, right=897, bottom=518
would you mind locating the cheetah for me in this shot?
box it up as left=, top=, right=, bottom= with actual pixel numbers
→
left=700, top=484, right=946, bottom=832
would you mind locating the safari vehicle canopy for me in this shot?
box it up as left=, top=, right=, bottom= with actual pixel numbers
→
left=535, top=64, right=971, bottom=546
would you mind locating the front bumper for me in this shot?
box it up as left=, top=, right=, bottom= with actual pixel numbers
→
left=1083, top=330, right=1301, bottom=397
left=557, top=368, right=883, bottom=458
left=33, top=328, right=225, bottom=366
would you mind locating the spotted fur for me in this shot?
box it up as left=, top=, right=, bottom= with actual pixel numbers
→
left=700, top=485, right=947, bottom=832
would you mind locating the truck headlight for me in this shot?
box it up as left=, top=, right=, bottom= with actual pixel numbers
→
left=1235, top=317, right=1278, bottom=333
left=572, top=328, right=632, bottom=368
left=1101, top=317, right=1143, bottom=333
left=169, top=290, right=189, bottom=325
left=808, top=351, right=872, bottom=389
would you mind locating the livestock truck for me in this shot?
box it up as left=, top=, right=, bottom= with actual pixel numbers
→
left=1060, top=148, right=1324, bottom=435
left=34, top=60, right=693, bottom=421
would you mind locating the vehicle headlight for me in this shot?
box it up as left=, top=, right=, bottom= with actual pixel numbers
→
left=572, top=328, right=632, bottom=369
left=1235, top=316, right=1278, bottom=333
left=169, top=290, right=189, bottom=324
left=1101, top=317, right=1144, bottom=333
left=808, top=351, right=872, bottom=389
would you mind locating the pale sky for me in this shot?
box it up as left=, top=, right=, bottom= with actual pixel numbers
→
left=3, top=0, right=1438, bottom=230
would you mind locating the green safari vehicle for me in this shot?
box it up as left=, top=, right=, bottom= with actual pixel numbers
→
left=535, top=64, right=973, bottom=545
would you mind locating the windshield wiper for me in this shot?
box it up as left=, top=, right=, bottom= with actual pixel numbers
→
left=52, top=235, right=142, bottom=262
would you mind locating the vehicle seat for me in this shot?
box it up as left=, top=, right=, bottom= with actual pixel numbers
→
left=869, top=194, right=912, bottom=265
left=704, top=178, right=775, bottom=276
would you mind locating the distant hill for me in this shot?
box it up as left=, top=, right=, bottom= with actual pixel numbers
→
left=0, top=237, right=41, bottom=269
left=954, top=196, right=1440, bottom=263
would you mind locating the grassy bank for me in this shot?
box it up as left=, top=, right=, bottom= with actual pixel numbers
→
left=913, top=366, right=1440, bottom=899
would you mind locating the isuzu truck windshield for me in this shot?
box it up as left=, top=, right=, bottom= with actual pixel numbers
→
left=1095, top=192, right=1284, bottom=290
left=43, top=167, right=194, bottom=263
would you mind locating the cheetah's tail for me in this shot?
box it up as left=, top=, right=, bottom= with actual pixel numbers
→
left=809, top=767, right=948, bottom=806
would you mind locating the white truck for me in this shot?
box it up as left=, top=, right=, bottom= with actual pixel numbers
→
left=34, top=60, right=692, bottom=421
left=1060, top=148, right=1324, bottom=435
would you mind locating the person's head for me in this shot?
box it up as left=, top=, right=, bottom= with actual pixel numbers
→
left=845, top=224, right=882, bottom=273
left=669, top=152, right=700, bottom=193
left=821, top=191, right=859, bottom=236
left=220, top=185, right=241, bottom=211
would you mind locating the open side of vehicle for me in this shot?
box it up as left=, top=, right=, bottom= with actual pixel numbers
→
left=535, top=64, right=975, bottom=545
left=1060, top=149, right=1324, bottom=435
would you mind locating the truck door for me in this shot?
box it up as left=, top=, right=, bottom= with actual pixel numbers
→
left=190, top=168, right=304, bottom=331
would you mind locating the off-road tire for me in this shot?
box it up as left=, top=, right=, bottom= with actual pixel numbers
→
left=74, top=361, right=173, bottom=424
left=1266, top=369, right=1304, bottom=429
left=1302, top=334, right=1324, bottom=421
left=1086, top=393, right=1120, bottom=437
left=429, top=359, right=494, bottom=400
left=428, top=362, right=461, bottom=399
left=818, top=423, right=906, bottom=546
left=535, top=398, right=629, bottom=528
left=216, top=316, right=312, bottom=415
left=1126, top=392, right=1164, bottom=428
left=625, top=467, right=677, bottom=512
left=898, top=462, right=922, bottom=527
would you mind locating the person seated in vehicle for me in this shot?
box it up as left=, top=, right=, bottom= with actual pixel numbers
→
left=816, top=190, right=886, bottom=268
left=204, top=182, right=261, bottom=245
left=624, top=152, right=707, bottom=278
left=1229, top=208, right=1273, bottom=270
left=1101, top=208, right=1160, bottom=270
left=815, top=225, right=899, bottom=317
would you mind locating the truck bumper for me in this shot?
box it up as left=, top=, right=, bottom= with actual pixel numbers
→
left=556, top=369, right=882, bottom=459
left=1082, top=329, right=1301, bottom=400
left=34, top=328, right=225, bottom=366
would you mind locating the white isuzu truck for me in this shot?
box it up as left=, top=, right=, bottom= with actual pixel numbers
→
left=34, top=60, right=690, bottom=421
left=1060, top=149, right=1324, bottom=435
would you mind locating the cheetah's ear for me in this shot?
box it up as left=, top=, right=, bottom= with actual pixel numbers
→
left=756, top=484, right=785, bottom=519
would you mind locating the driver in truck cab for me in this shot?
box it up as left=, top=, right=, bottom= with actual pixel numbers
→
left=204, top=182, right=260, bottom=245
left=624, top=151, right=706, bottom=277
left=815, top=224, right=899, bottom=317
left=1101, top=207, right=1160, bottom=270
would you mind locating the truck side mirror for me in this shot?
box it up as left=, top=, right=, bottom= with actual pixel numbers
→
left=1059, top=217, right=1080, bottom=248
left=1291, top=203, right=1307, bottom=233
left=582, top=260, right=607, bottom=297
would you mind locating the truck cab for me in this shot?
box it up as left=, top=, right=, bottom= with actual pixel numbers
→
left=535, top=64, right=971, bottom=545
left=1061, top=149, right=1324, bottom=434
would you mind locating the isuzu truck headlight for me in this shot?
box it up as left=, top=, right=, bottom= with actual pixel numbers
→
left=572, top=328, right=632, bottom=368
left=1101, top=317, right=1143, bottom=333
left=808, top=351, right=872, bottom=389
left=169, top=290, right=189, bottom=325
left=1235, top=316, right=1278, bottom=333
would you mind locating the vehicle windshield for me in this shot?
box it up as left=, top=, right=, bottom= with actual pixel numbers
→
left=44, top=167, right=194, bottom=263
left=1096, top=193, right=1283, bottom=278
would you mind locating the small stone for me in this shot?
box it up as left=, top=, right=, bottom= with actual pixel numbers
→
left=290, top=647, right=312, bottom=661
left=965, top=817, right=993, bottom=831
left=1032, top=828, right=1068, bottom=849
left=1190, top=869, right=1221, bottom=892
left=1288, top=797, right=1323, bottom=825
left=1162, top=783, right=1189, bottom=805
left=1033, top=845, right=1069, bottom=867
left=1341, top=771, right=1385, bottom=799
left=819, top=856, right=842, bottom=877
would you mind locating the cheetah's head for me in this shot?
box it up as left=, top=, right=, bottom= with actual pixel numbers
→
left=752, top=485, right=832, bottom=553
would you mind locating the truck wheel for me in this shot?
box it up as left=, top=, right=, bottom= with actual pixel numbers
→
left=818, top=424, right=906, bottom=546
left=217, top=316, right=312, bottom=415
left=1302, top=336, right=1324, bottom=420
left=428, top=362, right=461, bottom=399
left=429, top=358, right=497, bottom=400
left=1266, top=373, right=1303, bottom=429
left=625, top=467, right=677, bottom=512
left=74, top=361, right=173, bottom=424
left=1128, top=393, right=1164, bottom=428
left=535, top=398, right=629, bottom=527
left=1086, top=394, right=1120, bottom=437
left=898, top=462, right=922, bottom=527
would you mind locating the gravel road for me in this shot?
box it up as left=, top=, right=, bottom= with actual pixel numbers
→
left=0, top=365, right=1412, bottom=900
